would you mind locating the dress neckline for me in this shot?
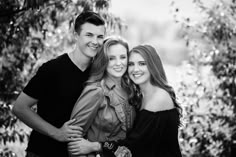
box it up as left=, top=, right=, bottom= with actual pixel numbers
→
left=140, top=108, right=176, bottom=114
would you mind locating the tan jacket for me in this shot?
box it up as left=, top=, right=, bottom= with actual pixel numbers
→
left=70, top=76, right=136, bottom=156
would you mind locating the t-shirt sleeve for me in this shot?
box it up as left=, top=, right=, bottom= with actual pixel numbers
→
left=70, top=84, right=104, bottom=133
left=23, top=63, right=51, bottom=99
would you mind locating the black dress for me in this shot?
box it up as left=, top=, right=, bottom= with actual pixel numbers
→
left=102, top=108, right=182, bottom=157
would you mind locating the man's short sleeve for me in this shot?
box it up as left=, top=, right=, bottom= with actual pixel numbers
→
left=23, top=63, right=51, bottom=99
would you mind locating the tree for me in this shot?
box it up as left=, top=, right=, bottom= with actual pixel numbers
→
left=0, top=0, right=126, bottom=156
left=171, top=0, right=236, bottom=156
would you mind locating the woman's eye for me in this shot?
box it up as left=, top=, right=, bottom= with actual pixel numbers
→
left=98, top=36, right=104, bottom=39
left=139, top=62, right=146, bottom=66
left=128, top=63, right=134, bottom=66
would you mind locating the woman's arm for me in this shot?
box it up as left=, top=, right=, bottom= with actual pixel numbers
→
left=70, top=84, right=104, bottom=131
left=68, top=138, right=131, bottom=157
left=68, top=84, right=104, bottom=156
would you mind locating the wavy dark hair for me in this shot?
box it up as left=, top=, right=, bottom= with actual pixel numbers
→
left=87, top=36, right=131, bottom=92
left=128, top=45, right=183, bottom=125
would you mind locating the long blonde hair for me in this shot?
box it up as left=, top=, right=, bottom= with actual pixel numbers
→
left=87, top=36, right=131, bottom=92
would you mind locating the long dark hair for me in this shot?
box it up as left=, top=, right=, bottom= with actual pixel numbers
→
left=128, top=45, right=182, bottom=125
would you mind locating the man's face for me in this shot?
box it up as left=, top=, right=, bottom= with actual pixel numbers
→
left=76, top=22, right=105, bottom=58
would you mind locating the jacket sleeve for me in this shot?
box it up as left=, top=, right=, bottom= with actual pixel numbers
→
left=70, top=83, right=104, bottom=133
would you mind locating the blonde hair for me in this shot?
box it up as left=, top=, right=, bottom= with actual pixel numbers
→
left=87, top=36, right=130, bottom=88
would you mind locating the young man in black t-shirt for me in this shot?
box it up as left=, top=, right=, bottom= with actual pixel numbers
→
left=12, top=11, right=105, bottom=157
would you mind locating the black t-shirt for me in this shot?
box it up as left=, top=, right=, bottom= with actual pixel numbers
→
left=23, top=53, right=90, bottom=157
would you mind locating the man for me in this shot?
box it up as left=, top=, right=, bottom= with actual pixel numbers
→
left=12, top=11, right=106, bottom=157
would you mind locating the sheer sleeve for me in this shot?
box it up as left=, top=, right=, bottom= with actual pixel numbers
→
left=70, top=83, right=104, bottom=133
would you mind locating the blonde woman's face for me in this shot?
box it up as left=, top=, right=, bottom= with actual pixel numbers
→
left=106, top=44, right=128, bottom=79
left=128, top=52, right=150, bottom=85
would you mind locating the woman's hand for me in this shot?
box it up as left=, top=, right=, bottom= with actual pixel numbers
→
left=68, top=138, right=99, bottom=155
left=114, top=146, right=132, bottom=157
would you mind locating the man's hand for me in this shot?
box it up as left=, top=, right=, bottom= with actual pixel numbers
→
left=68, top=138, right=98, bottom=155
left=57, top=119, right=83, bottom=142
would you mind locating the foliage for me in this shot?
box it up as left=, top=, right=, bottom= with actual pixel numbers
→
left=0, top=0, right=125, bottom=156
left=171, top=0, right=236, bottom=156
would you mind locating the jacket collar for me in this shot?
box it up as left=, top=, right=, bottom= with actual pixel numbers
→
left=104, top=76, right=121, bottom=90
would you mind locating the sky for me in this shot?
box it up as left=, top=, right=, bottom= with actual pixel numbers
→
left=109, top=0, right=199, bottom=22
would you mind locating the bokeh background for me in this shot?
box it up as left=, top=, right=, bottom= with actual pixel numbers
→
left=109, top=0, right=194, bottom=83
left=1, top=0, right=235, bottom=157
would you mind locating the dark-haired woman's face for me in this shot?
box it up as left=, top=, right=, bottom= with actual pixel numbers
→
left=128, top=52, right=150, bottom=85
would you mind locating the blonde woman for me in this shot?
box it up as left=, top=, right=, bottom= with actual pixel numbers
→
left=68, top=36, right=136, bottom=157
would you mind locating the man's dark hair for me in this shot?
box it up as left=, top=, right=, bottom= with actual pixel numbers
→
left=74, top=11, right=105, bottom=34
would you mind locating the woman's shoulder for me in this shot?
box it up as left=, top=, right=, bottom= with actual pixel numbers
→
left=83, top=81, right=104, bottom=95
left=145, top=88, right=174, bottom=112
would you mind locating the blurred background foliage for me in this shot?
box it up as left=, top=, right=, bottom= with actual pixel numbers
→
left=0, top=0, right=236, bottom=157
left=171, top=0, right=236, bottom=156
